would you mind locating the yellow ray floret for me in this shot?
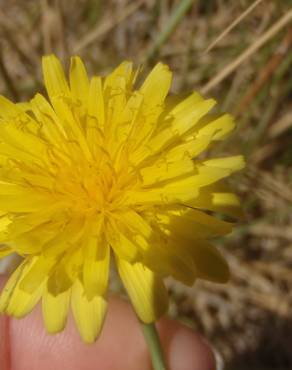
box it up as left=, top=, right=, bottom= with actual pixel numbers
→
left=0, top=55, right=244, bottom=342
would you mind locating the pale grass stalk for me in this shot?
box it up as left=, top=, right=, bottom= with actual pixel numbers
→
left=74, top=0, right=144, bottom=52
left=205, top=0, right=264, bottom=53
left=143, top=0, right=195, bottom=63
left=201, top=8, right=292, bottom=94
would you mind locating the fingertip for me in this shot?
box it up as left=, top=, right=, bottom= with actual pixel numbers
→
left=169, top=327, right=215, bottom=370
left=0, top=270, right=216, bottom=370
left=159, top=319, right=216, bottom=370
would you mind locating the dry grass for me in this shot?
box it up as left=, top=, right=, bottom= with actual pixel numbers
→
left=0, top=0, right=291, bottom=368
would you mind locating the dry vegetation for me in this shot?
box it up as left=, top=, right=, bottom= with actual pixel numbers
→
left=0, top=0, right=291, bottom=368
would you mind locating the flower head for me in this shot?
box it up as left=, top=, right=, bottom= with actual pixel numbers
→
left=0, top=56, right=244, bottom=342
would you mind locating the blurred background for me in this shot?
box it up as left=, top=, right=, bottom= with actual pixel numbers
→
left=0, top=0, right=291, bottom=369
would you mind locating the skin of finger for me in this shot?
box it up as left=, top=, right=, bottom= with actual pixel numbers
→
left=0, top=278, right=215, bottom=370
left=0, top=314, right=10, bottom=369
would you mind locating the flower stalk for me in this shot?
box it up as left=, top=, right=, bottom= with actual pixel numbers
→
left=141, top=321, right=167, bottom=370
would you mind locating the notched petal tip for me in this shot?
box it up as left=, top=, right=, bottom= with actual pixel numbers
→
left=117, top=259, right=169, bottom=323
left=42, top=287, right=70, bottom=334
left=69, top=56, right=90, bottom=103
left=71, top=279, right=107, bottom=343
left=42, top=54, right=70, bottom=100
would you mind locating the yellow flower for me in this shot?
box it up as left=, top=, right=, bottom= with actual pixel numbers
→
left=0, top=55, right=244, bottom=343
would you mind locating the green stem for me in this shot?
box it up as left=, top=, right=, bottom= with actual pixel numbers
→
left=141, top=322, right=167, bottom=370
left=143, top=0, right=195, bottom=63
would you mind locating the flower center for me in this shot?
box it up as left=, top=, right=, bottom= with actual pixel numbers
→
left=50, top=146, right=137, bottom=216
